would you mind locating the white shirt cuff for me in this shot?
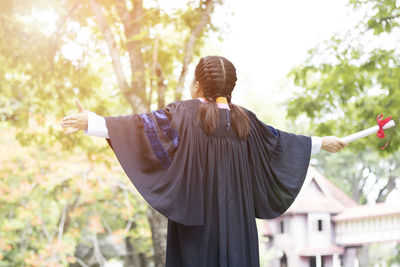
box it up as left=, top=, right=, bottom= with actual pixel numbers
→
left=84, top=111, right=110, bottom=138
left=311, top=136, right=322, bottom=156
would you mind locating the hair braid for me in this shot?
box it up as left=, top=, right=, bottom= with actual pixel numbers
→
left=195, top=56, right=249, bottom=138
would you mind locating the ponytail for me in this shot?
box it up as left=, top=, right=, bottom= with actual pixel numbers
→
left=198, top=101, right=219, bottom=136
left=198, top=100, right=250, bottom=139
left=229, top=103, right=250, bottom=139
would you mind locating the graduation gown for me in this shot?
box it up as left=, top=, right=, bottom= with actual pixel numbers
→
left=104, top=98, right=311, bottom=267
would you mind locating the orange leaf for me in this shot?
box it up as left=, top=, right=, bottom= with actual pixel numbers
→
left=88, top=215, right=104, bottom=233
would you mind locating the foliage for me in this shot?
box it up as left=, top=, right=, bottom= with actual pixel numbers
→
left=312, top=148, right=400, bottom=203
left=0, top=124, right=152, bottom=266
left=0, top=0, right=224, bottom=265
left=1, top=0, right=222, bottom=146
left=287, top=0, right=400, bottom=207
left=287, top=0, right=400, bottom=153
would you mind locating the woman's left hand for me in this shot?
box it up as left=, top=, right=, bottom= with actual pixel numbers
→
left=60, top=99, right=88, bottom=134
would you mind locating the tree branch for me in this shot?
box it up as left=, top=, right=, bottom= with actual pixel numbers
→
left=116, top=0, right=148, bottom=112
left=156, top=62, right=167, bottom=109
left=75, top=256, right=89, bottom=267
left=37, top=212, right=51, bottom=242
left=89, top=0, right=129, bottom=92
left=92, top=232, right=106, bottom=266
left=376, top=175, right=396, bottom=203
left=58, top=202, right=69, bottom=243
left=115, top=0, right=132, bottom=26
left=149, top=36, right=160, bottom=107
left=378, top=14, right=400, bottom=23
left=89, top=0, right=148, bottom=111
left=175, top=0, right=215, bottom=101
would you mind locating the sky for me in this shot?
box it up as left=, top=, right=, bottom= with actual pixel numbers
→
left=198, top=0, right=355, bottom=110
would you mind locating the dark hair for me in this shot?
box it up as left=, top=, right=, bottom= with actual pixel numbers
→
left=195, top=56, right=250, bottom=138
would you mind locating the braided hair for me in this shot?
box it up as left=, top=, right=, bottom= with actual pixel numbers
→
left=194, top=56, right=250, bottom=138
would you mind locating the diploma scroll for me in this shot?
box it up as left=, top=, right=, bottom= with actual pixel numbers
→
left=342, top=120, right=396, bottom=143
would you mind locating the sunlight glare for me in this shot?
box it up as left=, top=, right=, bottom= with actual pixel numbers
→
left=31, top=8, right=59, bottom=35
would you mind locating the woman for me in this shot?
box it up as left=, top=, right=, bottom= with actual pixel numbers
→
left=61, top=56, right=346, bottom=267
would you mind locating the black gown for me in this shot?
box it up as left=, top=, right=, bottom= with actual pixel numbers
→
left=104, top=98, right=311, bottom=267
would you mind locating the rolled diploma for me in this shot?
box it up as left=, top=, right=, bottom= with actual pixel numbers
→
left=342, top=120, right=396, bottom=143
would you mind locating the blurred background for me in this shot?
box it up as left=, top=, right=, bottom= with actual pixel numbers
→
left=0, top=0, right=399, bottom=266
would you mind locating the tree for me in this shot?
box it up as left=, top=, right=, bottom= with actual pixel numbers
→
left=311, top=149, right=400, bottom=204
left=1, top=0, right=224, bottom=265
left=286, top=0, right=400, bottom=203
left=287, top=0, right=400, bottom=152
left=286, top=2, right=400, bottom=263
left=0, top=125, right=154, bottom=266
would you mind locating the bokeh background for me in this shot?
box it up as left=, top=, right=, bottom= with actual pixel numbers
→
left=1, top=0, right=399, bottom=266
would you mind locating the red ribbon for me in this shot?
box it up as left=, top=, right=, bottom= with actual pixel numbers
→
left=376, top=114, right=392, bottom=150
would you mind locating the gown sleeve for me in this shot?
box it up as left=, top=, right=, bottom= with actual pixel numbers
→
left=245, top=110, right=312, bottom=219
left=103, top=102, right=202, bottom=226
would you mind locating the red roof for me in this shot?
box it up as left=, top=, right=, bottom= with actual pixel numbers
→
left=287, top=194, right=346, bottom=213
left=285, top=166, right=358, bottom=214
left=333, top=202, right=400, bottom=222
left=299, top=245, right=344, bottom=256
left=313, top=169, right=358, bottom=208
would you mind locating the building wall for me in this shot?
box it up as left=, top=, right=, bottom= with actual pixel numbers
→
left=265, top=212, right=346, bottom=267
left=307, top=212, right=332, bottom=248
left=299, top=256, right=309, bottom=267
left=261, top=174, right=362, bottom=267
left=324, top=255, right=333, bottom=267
left=342, top=247, right=358, bottom=267
left=268, top=214, right=309, bottom=267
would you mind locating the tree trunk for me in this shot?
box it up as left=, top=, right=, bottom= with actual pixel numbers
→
left=116, top=1, right=168, bottom=265
left=376, top=175, right=396, bottom=203
left=124, top=236, right=141, bottom=267
left=138, top=252, right=147, bottom=267
left=147, top=206, right=168, bottom=267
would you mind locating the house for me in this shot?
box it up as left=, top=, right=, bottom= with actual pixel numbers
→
left=259, top=166, right=400, bottom=267
left=259, top=166, right=359, bottom=267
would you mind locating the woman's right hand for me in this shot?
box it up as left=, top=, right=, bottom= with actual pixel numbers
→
left=60, top=99, right=88, bottom=134
left=321, top=136, right=347, bottom=153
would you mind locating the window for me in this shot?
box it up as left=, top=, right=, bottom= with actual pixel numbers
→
left=279, top=221, right=285, bottom=233
left=310, top=257, right=316, bottom=267
left=309, top=256, right=325, bottom=267
left=317, top=219, right=323, bottom=232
